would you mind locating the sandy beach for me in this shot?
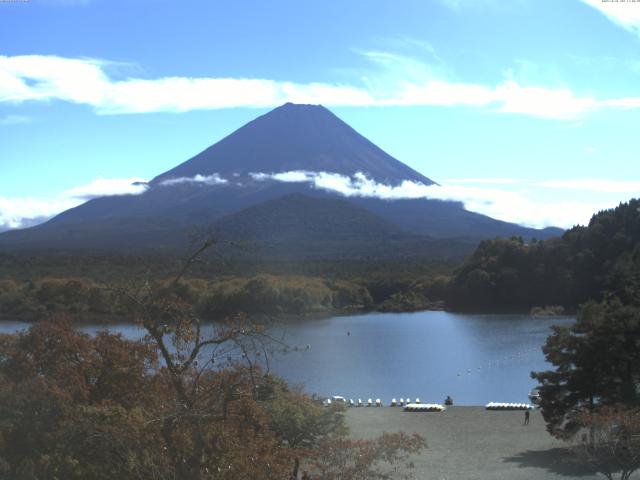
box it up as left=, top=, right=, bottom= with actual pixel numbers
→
left=345, top=407, right=616, bottom=480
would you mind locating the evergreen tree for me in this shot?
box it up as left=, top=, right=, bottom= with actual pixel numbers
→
left=532, top=296, right=640, bottom=438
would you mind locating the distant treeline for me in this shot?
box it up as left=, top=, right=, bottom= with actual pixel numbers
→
left=447, top=199, right=640, bottom=312
left=0, top=271, right=450, bottom=322
left=3, top=199, right=637, bottom=320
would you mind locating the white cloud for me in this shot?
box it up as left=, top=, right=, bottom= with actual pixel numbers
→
left=2, top=54, right=640, bottom=120
left=1, top=170, right=633, bottom=232
left=159, top=174, right=228, bottom=186
left=495, top=81, right=596, bottom=120
left=445, top=177, right=523, bottom=185
left=600, top=96, right=640, bottom=110
left=580, top=0, right=640, bottom=36
left=63, top=176, right=148, bottom=199
left=0, top=196, right=80, bottom=231
left=535, top=178, right=640, bottom=194
left=251, top=170, right=630, bottom=228
left=250, top=171, right=313, bottom=182
left=0, top=176, right=148, bottom=231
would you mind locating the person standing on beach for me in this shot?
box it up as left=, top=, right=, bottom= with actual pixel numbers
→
left=524, top=410, right=530, bottom=425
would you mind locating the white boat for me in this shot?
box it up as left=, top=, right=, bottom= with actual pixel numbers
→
left=404, top=403, right=445, bottom=412
left=528, top=388, right=541, bottom=404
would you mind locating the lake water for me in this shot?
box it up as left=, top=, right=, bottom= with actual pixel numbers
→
left=0, top=311, right=574, bottom=406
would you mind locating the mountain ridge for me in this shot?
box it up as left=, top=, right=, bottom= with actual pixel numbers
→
left=0, top=103, right=563, bottom=258
left=152, top=103, right=434, bottom=186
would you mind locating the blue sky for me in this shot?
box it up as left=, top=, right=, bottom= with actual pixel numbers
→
left=1, top=0, right=640, bottom=230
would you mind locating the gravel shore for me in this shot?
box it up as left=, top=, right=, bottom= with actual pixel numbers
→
left=345, top=407, right=613, bottom=480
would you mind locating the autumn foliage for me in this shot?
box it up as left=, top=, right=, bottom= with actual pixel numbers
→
left=0, top=317, right=424, bottom=479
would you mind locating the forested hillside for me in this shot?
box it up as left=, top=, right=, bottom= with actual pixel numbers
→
left=0, top=254, right=452, bottom=321
left=448, top=199, right=640, bottom=311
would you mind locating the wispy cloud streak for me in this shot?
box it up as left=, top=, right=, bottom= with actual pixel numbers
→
left=2, top=54, right=640, bottom=120
left=159, top=174, right=228, bottom=186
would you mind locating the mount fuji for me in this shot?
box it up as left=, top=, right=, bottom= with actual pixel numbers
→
left=0, top=103, right=561, bottom=259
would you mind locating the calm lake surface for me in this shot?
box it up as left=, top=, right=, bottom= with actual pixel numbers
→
left=0, top=311, right=574, bottom=406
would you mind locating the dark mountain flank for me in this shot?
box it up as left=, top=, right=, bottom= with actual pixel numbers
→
left=153, top=103, right=433, bottom=185
left=0, top=103, right=562, bottom=258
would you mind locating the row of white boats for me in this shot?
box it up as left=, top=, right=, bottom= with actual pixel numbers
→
left=485, top=402, right=533, bottom=410
left=323, top=396, right=533, bottom=411
left=324, top=396, right=444, bottom=409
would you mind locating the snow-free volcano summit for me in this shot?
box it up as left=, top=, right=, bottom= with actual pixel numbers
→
left=0, top=103, right=561, bottom=258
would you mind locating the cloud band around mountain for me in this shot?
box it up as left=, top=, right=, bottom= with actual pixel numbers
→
left=248, top=170, right=621, bottom=228
left=0, top=171, right=633, bottom=232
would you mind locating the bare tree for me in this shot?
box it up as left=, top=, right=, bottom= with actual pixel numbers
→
left=116, top=240, right=280, bottom=480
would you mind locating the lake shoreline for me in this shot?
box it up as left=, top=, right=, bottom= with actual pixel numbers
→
left=1, top=311, right=575, bottom=405
left=0, top=302, right=576, bottom=325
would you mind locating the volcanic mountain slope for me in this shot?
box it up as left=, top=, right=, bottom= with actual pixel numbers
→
left=0, top=103, right=562, bottom=258
left=153, top=102, right=432, bottom=185
left=213, top=194, right=473, bottom=260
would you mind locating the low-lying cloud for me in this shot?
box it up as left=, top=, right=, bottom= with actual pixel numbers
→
left=0, top=196, right=80, bottom=231
left=1, top=171, right=634, bottom=232
left=250, top=170, right=629, bottom=228
left=64, top=176, right=148, bottom=199
left=0, top=176, right=148, bottom=231
left=159, top=174, right=228, bottom=186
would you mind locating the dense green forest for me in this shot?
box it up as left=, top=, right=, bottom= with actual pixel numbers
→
left=2, top=199, right=638, bottom=321
left=447, top=199, right=640, bottom=312
left=527, top=201, right=640, bottom=474
left=0, top=253, right=452, bottom=321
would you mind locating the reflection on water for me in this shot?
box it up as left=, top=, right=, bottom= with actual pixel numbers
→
left=0, top=311, right=573, bottom=405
